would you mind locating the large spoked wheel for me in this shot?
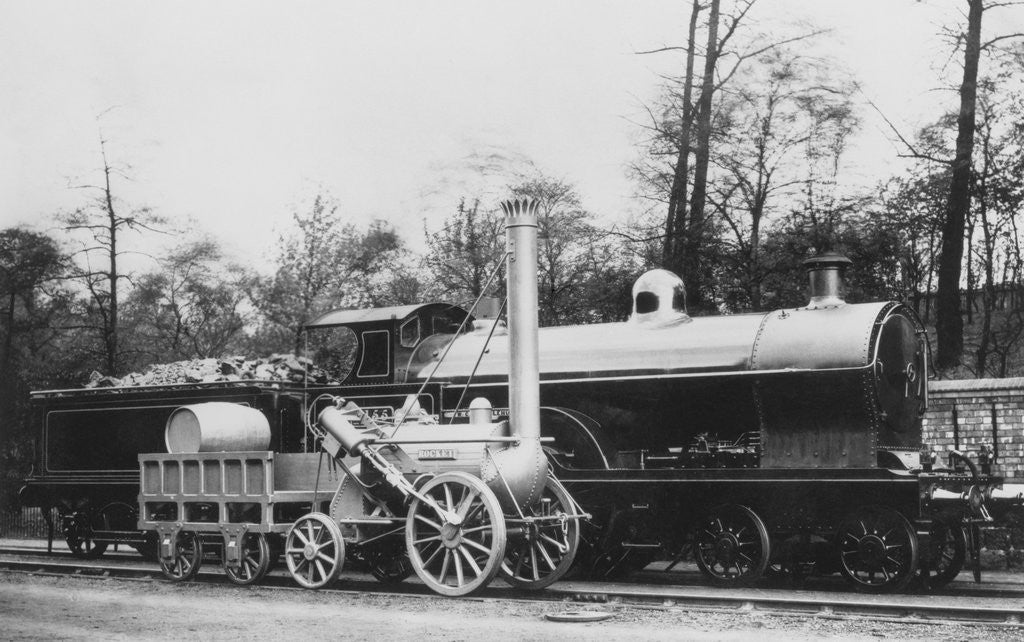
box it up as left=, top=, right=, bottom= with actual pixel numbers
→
left=836, top=507, right=919, bottom=593
left=406, top=471, right=507, bottom=597
left=285, top=513, right=345, bottom=589
left=63, top=512, right=108, bottom=559
left=500, top=476, right=580, bottom=589
left=159, top=531, right=203, bottom=582
left=693, top=504, right=770, bottom=585
left=922, top=518, right=966, bottom=589
left=224, top=532, right=272, bottom=586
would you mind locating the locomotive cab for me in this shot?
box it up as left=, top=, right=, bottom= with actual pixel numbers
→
left=305, top=303, right=470, bottom=385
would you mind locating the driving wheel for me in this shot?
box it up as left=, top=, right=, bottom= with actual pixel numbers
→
left=406, top=471, right=506, bottom=596
left=500, top=476, right=580, bottom=589
left=693, top=504, right=770, bottom=585
left=836, top=506, right=919, bottom=593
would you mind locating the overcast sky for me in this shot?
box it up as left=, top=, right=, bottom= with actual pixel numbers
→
left=2, top=1, right=1018, bottom=267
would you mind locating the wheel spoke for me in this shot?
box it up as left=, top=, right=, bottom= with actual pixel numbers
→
left=414, top=513, right=443, bottom=531
left=535, top=540, right=556, bottom=571
left=457, top=489, right=482, bottom=520
left=454, top=549, right=465, bottom=586
left=421, top=542, right=444, bottom=567
left=461, top=537, right=494, bottom=556
left=439, top=548, right=451, bottom=582
left=316, top=551, right=336, bottom=566
left=458, top=546, right=483, bottom=577
left=443, top=483, right=454, bottom=512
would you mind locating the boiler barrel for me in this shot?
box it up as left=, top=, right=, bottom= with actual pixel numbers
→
left=165, top=402, right=271, bottom=453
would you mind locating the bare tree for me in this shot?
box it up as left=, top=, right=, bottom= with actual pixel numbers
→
left=60, top=131, right=162, bottom=375
left=636, top=0, right=826, bottom=310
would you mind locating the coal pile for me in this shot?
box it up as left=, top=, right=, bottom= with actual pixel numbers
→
left=85, top=354, right=340, bottom=388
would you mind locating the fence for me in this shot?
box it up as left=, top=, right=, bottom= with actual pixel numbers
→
left=0, top=506, right=53, bottom=539
left=0, top=480, right=52, bottom=539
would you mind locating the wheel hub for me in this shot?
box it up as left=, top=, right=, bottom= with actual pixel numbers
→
left=303, top=543, right=317, bottom=560
left=441, top=522, right=463, bottom=549
left=713, top=533, right=740, bottom=563
left=857, top=534, right=887, bottom=567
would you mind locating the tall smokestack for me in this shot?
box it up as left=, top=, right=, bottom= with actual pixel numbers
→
left=501, top=198, right=541, bottom=440
left=479, top=198, right=547, bottom=511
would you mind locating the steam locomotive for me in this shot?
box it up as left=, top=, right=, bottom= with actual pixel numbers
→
left=19, top=217, right=1016, bottom=593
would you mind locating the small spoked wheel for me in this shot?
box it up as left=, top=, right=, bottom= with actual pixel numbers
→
left=159, top=531, right=203, bottom=582
left=224, top=532, right=272, bottom=586
left=693, top=504, right=770, bottom=585
left=406, top=471, right=507, bottom=596
left=285, top=513, right=345, bottom=589
left=921, top=517, right=966, bottom=589
left=836, top=506, right=919, bottom=593
left=500, top=476, right=580, bottom=589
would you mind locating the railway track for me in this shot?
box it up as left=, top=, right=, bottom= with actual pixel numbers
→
left=2, top=547, right=1023, bottom=627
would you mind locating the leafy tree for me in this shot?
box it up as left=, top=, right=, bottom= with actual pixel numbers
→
left=711, top=49, right=860, bottom=310
left=423, top=198, right=507, bottom=305
left=252, top=193, right=404, bottom=354
left=0, top=228, right=82, bottom=495
left=121, top=238, right=253, bottom=368
left=510, top=177, right=614, bottom=325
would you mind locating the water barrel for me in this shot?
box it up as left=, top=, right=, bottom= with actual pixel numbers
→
left=165, top=402, right=271, bottom=453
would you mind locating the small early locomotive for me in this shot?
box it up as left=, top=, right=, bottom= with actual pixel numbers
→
left=19, top=201, right=1020, bottom=594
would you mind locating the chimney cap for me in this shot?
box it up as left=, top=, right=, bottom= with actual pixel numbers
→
left=802, top=252, right=852, bottom=271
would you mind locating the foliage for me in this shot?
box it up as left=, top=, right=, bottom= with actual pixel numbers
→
left=120, top=238, right=254, bottom=370
left=250, top=192, right=408, bottom=354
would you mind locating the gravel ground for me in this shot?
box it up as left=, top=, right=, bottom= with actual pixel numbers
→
left=0, top=572, right=1021, bottom=641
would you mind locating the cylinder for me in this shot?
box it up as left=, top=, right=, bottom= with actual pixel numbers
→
left=165, top=402, right=271, bottom=453
left=318, top=405, right=372, bottom=456
left=502, top=198, right=541, bottom=441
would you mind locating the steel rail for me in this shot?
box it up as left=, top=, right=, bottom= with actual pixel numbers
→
left=1, top=552, right=1022, bottom=627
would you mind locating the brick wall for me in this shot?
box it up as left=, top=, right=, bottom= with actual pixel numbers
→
left=923, top=378, right=1024, bottom=484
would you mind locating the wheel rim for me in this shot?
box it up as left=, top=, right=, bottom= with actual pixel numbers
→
left=406, top=471, right=507, bottom=596
left=837, top=507, right=919, bottom=592
left=285, top=513, right=344, bottom=589
left=500, top=476, right=580, bottom=589
left=694, top=504, right=770, bottom=585
left=159, top=531, right=203, bottom=581
left=224, top=533, right=272, bottom=586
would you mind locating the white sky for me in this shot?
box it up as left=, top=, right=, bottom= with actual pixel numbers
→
left=2, top=1, right=1019, bottom=268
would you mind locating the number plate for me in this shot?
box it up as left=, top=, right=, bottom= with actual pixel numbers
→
left=418, top=448, right=457, bottom=460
